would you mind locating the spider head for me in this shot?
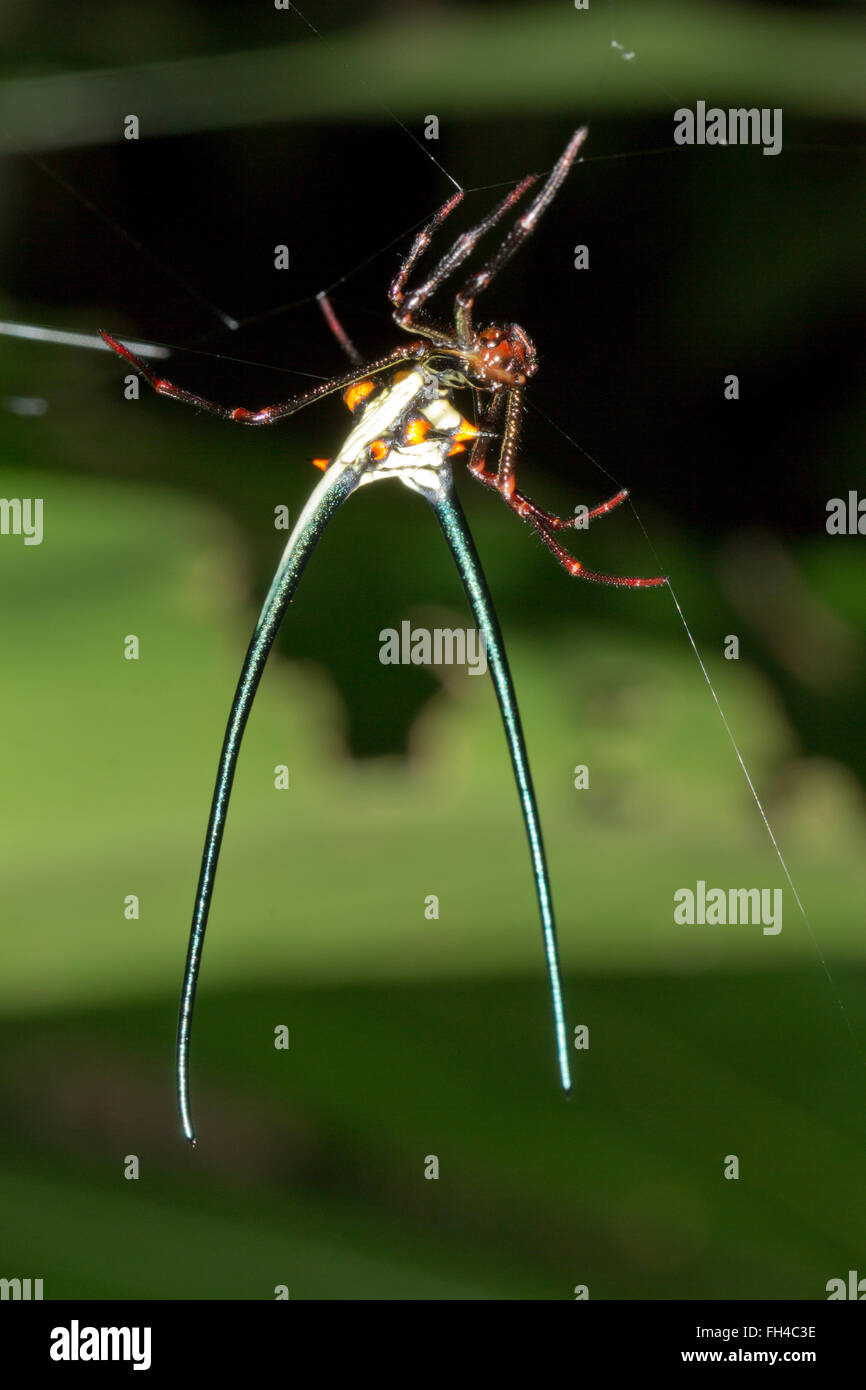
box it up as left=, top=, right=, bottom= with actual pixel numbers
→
left=468, top=324, right=538, bottom=388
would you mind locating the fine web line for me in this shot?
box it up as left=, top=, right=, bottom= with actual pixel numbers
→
left=530, top=397, right=864, bottom=1061
left=26, top=153, right=240, bottom=334
left=6, top=149, right=607, bottom=384
left=286, top=1, right=463, bottom=193
left=10, top=0, right=679, bottom=368
left=16, top=118, right=615, bottom=370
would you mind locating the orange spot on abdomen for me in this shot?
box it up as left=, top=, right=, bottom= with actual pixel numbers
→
left=343, top=380, right=376, bottom=413
left=452, top=416, right=478, bottom=443
left=403, top=416, right=431, bottom=446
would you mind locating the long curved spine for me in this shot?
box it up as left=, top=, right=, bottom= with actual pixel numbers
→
left=177, top=462, right=359, bottom=1144
left=428, top=474, right=572, bottom=1092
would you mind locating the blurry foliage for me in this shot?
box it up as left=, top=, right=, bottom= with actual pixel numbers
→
left=0, top=465, right=864, bottom=1298
left=2, top=1, right=866, bottom=150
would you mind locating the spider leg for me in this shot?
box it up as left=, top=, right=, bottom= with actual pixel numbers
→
left=492, top=486, right=632, bottom=530
left=455, top=127, right=587, bottom=344
left=468, top=385, right=666, bottom=587
left=316, top=290, right=362, bottom=366
left=389, top=190, right=464, bottom=310
left=100, top=330, right=425, bottom=425
left=468, top=397, right=630, bottom=527
left=541, top=489, right=630, bottom=530
left=390, top=176, right=537, bottom=339
left=177, top=461, right=361, bottom=1144
left=467, top=386, right=521, bottom=495
left=528, top=520, right=667, bottom=588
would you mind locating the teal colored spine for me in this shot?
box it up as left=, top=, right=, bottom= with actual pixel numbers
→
left=177, top=463, right=359, bottom=1143
left=429, top=474, right=571, bottom=1093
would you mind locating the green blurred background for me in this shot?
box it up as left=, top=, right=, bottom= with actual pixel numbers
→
left=0, top=0, right=865, bottom=1298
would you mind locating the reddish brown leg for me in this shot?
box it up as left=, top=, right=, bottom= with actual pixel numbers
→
left=546, top=490, right=630, bottom=529
left=316, top=291, right=361, bottom=366
left=389, top=128, right=588, bottom=349
left=456, top=127, right=588, bottom=344
left=467, top=386, right=666, bottom=587
left=390, top=177, right=536, bottom=344
left=513, top=483, right=632, bottom=531
left=389, top=191, right=464, bottom=310
left=99, top=331, right=425, bottom=425
left=529, top=521, right=667, bottom=588
left=466, top=388, right=508, bottom=481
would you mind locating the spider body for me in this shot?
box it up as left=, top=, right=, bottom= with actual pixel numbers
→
left=99, top=128, right=665, bottom=1142
left=312, top=365, right=480, bottom=496
left=466, top=323, right=538, bottom=388
left=102, top=125, right=662, bottom=588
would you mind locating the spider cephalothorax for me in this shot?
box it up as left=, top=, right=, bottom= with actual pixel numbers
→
left=465, top=323, right=538, bottom=388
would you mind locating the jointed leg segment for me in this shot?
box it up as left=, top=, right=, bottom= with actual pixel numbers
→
left=468, top=388, right=665, bottom=588
left=455, top=127, right=589, bottom=344
left=99, top=330, right=425, bottom=425
left=389, top=178, right=536, bottom=341
left=316, top=290, right=362, bottom=366
left=388, top=128, right=589, bottom=349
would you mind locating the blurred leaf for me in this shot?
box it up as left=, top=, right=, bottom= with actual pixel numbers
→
left=1, top=466, right=864, bottom=1015
left=2, top=2, right=866, bottom=152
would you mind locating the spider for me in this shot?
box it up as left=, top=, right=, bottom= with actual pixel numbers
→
left=102, top=127, right=662, bottom=587
left=101, top=126, right=665, bottom=1144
